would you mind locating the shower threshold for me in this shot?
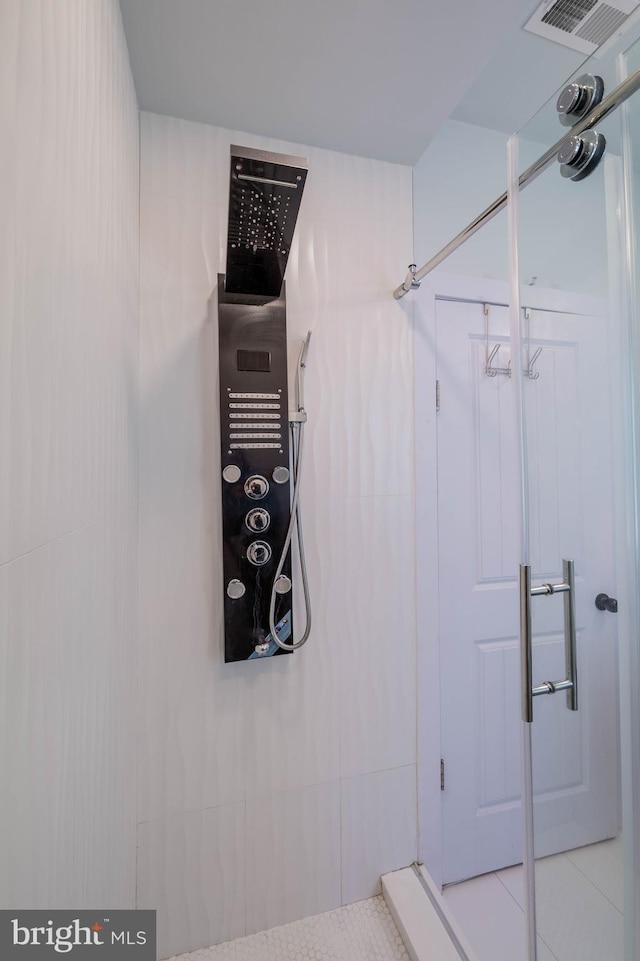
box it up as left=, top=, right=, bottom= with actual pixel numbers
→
left=381, top=865, right=478, bottom=961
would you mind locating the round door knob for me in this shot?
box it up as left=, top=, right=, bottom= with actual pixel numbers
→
left=245, top=508, right=270, bottom=533
left=247, top=540, right=272, bottom=567
left=595, top=592, right=618, bottom=613
left=244, top=475, right=269, bottom=500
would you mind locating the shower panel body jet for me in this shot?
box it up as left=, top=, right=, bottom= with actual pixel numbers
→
left=217, top=145, right=308, bottom=662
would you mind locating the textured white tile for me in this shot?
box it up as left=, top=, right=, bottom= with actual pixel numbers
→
left=245, top=782, right=341, bottom=935
left=140, top=192, right=224, bottom=293
left=0, top=0, right=139, bottom=913
left=166, top=896, right=409, bottom=961
left=137, top=804, right=246, bottom=959
left=138, top=111, right=416, bottom=951
left=141, top=113, right=230, bottom=205
left=138, top=283, right=247, bottom=820
left=0, top=516, right=137, bottom=908
left=1, top=0, right=139, bottom=565
left=303, top=300, right=414, bottom=500
left=241, top=495, right=342, bottom=798
left=137, top=284, right=342, bottom=816
left=341, top=766, right=417, bottom=904
left=339, top=496, right=416, bottom=778
left=242, top=633, right=342, bottom=798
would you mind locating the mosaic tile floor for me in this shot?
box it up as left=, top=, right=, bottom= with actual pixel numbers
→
left=166, top=895, right=410, bottom=961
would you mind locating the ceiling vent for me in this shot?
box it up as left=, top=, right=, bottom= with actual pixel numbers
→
left=524, top=0, right=639, bottom=53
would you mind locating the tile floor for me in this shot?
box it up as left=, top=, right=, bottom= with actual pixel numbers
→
left=165, top=896, right=410, bottom=961
left=443, top=837, right=625, bottom=961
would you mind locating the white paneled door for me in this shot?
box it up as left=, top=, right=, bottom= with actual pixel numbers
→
left=437, top=297, right=619, bottom=885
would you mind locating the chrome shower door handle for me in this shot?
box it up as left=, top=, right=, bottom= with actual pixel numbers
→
left=519, top=559, right=578, bottom=723
left=520, top=563, right=534, bottom=724
left=563, top=559, right=578, bottom=713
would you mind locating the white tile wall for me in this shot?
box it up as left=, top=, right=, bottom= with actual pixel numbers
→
left=339, top=497, right=416, bottom=779
left=0, top=516, right=138, bottom=908
left=245, top=782, right=342, bottom=934
left=341, top=766, right=418, bottom=904
left=138, top=112, right=417, bottom=956
left=137, top=805, right=246, bottom=958
left=0, top=0, right=139, bottom=909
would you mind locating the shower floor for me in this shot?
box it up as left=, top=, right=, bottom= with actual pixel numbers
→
left=442, top=836, right=624, bottom=961
left=166, top=895, right=410, bottom=961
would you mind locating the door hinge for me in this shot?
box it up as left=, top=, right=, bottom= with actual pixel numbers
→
left=436, top=379, right=440, bottom=412
left=440, top=758, right=445, bottom=791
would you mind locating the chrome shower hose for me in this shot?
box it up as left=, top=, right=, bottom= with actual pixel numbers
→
left=268, top=416, right=312, bottom=651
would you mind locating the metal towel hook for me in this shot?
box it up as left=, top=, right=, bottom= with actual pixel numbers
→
left=484, top=304, right=510, bottom=378
left=524, top=308, right=542, bottom=380
left=484, top=304, right=542, bottom=379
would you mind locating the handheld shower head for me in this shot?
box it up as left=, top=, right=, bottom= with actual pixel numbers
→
left=295, top=330, right=312, bottom=412
left=299, top=330, right=312, bottom=367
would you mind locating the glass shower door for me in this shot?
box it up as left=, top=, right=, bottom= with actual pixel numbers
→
left=514, top=37, right=640, bottom=961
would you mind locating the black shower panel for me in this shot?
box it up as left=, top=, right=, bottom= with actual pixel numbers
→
left=218, top=278, right=293, bottom=662
left=218, top=145, right=308, bottom=663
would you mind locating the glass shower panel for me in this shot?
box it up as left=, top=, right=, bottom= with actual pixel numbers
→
left=616, top=33, right=640, bottom=961
left=515, top=29, right=640, bottom=961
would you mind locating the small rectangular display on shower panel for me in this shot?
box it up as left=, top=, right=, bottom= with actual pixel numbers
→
left=229, top=402, right=281, bottom=410
left=228, top=392, right=280, bottom=399
left=237, top=349, right=271, bottom=372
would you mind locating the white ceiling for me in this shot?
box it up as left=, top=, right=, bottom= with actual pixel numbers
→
left=118, top=0, right=544, bottom=165
left=452, top=28, right=583, bottom=141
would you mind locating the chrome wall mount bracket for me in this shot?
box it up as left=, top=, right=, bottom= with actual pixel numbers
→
left=396, top=264, right=421, bottom=298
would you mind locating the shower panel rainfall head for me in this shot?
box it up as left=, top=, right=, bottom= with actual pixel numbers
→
left=225, top=145, right=308, bottom=298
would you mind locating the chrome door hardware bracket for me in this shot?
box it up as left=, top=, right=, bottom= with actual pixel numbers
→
left=557, top=129, right=606, bottom=181
left=556, top=74, right=604, bottom=128
left=393, top=65, right=640, bottom=298
left=520, top=560, right=578, bottom=723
